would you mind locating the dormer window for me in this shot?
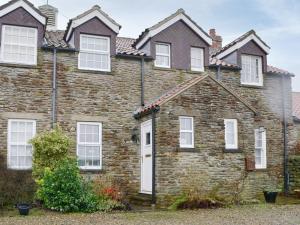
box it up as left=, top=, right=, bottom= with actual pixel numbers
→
left=191, top=47, right=204, bottom=72
left=1, top=25, right=37, bottom=65
left=78, top=34, right=110, bottom=72
left=241, top=54, right=263, bottom=86
left=155, top=43, right=170, bottom=68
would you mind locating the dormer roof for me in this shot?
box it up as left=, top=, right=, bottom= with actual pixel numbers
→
left=64, top=5, right=121, bottom=42
left=0, top=0, right=47, bottom=25
left=133, top=8, right=212, bottom=49
left=212, top=30, right=270, bottom=59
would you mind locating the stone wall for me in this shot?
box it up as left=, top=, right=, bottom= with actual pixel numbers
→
left=150, top=76, right=282, bottom=205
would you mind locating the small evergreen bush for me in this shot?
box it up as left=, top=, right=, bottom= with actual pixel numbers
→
left=37, top=158, right=99, bottom=213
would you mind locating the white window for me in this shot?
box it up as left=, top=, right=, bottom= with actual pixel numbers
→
left=7, top=119, right=36, bottom=170
left=79, top=34, right=110, bottom=72
left=224, top=119, right=238, bottom=149
left=1, top=25, right=38, bottom=65
left=179, top=116, right=194, bottom=148
left=255, top=128, right=267, bottom=169
left=77, top=122, right=102, bottom=170
left=241, top=54, right=263, bottom=86
left=155, top=43, right=170, bottom=68
left=191, top=47, right=204, bottom=72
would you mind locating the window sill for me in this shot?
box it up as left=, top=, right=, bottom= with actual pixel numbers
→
left=177, top=148, right=197, bottom=153
left=223, top=149, right=242, bottom=153
left=7, top=168, right=32, bottom=171
left=240, top=84, right=265, bottom=89
left=0, top=62, right=38, bottom=69
left=80, top=168, right=103, bottom=173
left=153, top=66, right=175, bottom=72
left=254, top=168, right=268, bottom=172
left=76, top=69, right=113, bottom=75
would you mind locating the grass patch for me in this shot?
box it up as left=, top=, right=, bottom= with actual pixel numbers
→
left=0, top=207, right=47, bottom=217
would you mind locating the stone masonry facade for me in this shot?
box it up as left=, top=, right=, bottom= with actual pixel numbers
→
left=0, top=0, right=296, bottom=206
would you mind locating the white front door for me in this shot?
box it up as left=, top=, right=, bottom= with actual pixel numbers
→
left=141, top=120, right=152, bottom=194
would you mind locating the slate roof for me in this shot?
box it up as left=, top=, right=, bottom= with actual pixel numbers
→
left=116, top=37, right=147, bottom=56
left=134, top=75, right=258, bottom=117
left=133, top=8, right=212, bottom=47
left=293, top=92, right=300, bottom=121
left=209, top=57, right=239, bottom=69
left=44, top=30, right=70, bottom=49
left=44, top=31, right=147, bottom=56
left=211, top=30, right=270, bottom=58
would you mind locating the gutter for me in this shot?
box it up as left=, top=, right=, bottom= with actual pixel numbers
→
left=51, top=48, right=57, bottom=128
left=281, top=74, right=289, bottom=195
left=141, top=56, right=145, bottom=106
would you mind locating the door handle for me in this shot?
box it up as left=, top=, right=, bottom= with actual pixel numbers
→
left=145, top=154, right=152, bottom=158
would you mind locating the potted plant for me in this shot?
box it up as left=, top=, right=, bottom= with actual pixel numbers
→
left=263, top=187, right=281, bottom=203
left=16, top=203, right=31, bottom=216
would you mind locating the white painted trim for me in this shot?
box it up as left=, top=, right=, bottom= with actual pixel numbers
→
left=135, top=13, right=212, bottom=49
left=179, top=116, right=194, bottom=148
left=76, top=122, right=102, bottom=170
left=1, top=25, right=38, bottom=65
left=78, top=34, right=111, bottom=72
left=7, top=119, right=36, bottom=170
left=66, top=9, right=120, bottom=41
left=0, top=0, right=46, bottom=25
left=224, top=119, right=238, bottom=150
left=216, top=33, right=270, bottom=59
left=154, top=43, right=171, bottom=68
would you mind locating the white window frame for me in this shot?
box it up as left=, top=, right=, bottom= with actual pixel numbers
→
left=255, top=128, right=267, bottom=169
left=76, top=122, right=102, bottom=170
left=1, top=25, right=38, bottom=65
left=241, top=54, right=263, bottom=86
left=78, top=34, right=111, bottom=72
left=7, top=119, right=36, bottom=170
left=179, top=116, right=194, bottom=148
left=154, top=43, right=171, bottom=68
left=224, top=119, right=238, bottom=150
left=191, top=47, right=204, bottom=72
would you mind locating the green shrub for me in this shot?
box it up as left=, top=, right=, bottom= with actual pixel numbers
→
left=30, top=126, right=72, bottom=179
left=37, top=158, right=99, bottom=213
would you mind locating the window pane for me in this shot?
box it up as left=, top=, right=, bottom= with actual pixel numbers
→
left=180, top=132, right=192, bottom=146
left=156, top=44, right=169, bottom=54
left=180, top=118, right=192, bottom=130
left=2, top=25, right=36, bottom=65
left=191, top=47, right=203, bottom=70
left=146, top=132, right=151, bottom=145
left=241, top=55, right=262, bottom=85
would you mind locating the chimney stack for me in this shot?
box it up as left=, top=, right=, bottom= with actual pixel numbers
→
left=209, top=29, right=222, bottom=51
left=39, top=4, right=58, bottom=30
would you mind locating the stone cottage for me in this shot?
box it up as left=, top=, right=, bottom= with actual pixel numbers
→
left=0, top=0, right=295, bottom=205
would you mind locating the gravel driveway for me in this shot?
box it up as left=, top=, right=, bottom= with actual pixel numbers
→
left=1, top=205, right=300, bottom=225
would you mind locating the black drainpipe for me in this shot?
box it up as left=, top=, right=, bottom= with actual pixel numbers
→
left=151, top=109, right=157, bottom=206
left=141, top=56, right=145, bottom=106
left=51, top=48, right=57, bottom=128
left=216, top=65, right=221, bottom=80
left=281, top=74, right=289, bottom=195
